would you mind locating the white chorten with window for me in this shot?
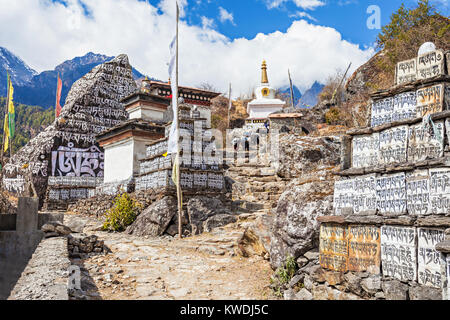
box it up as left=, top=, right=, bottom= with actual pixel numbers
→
left=245, top=60, right=285, bottom=130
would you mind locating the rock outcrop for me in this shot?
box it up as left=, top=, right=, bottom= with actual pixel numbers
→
left=126, top=196, right=178, bottom=237
left=270, top=134, right=341, bottom=269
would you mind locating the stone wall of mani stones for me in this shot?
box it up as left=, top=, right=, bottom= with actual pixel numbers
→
left=135, top=104, right=225, bottom=196
left=1, top=55, right=137, bottom=209
left=319, top=49, right=450, bottom=300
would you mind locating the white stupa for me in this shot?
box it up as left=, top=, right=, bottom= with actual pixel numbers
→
left=245, top=60, right=285, bottom=129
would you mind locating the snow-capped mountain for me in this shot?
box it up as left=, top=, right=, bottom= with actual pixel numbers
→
left=0, top=48, right=145, bottom=108
left=0, top=47, right=37, bottom=92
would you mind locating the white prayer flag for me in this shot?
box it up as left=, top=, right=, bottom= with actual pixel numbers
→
left=167, top=3, right=179, bottom=155
left=228, top=83, right=232, bottom=111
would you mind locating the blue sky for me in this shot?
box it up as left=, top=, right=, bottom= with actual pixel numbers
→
left=181, top=0, right=449, bottom=47
left=1, top=0, right=448, bottom=95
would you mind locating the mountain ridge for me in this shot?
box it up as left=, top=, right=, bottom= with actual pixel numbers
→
left=0, top=48, right=145, bottom=108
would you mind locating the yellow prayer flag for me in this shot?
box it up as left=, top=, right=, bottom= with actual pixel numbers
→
left=3, top=115, right=9, bottom=152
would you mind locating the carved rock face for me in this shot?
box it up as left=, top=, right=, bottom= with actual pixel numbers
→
left=2, top=54, right=137, bottom=205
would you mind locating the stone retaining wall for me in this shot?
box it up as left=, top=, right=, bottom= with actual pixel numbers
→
left=316, top=49, right=450, bottom=300
left=8, top=237, right=71, bottom=300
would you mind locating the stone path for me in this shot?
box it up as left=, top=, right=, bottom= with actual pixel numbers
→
left=65, top=214, right=275, bottom=300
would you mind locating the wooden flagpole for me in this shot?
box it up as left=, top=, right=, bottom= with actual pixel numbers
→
left=288, top=69, right=295, bottom=109
left=55, top=73, right=59, bottom=119
left=175, top=2, right=183, bottom=239
left=228, top=83, right=231, bottom=129
left=1, top=73, right=10, bottom=167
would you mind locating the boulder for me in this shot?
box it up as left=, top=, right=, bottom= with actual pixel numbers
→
left=276, top=135, right=341, bottom=180
left=381, top=280, right=409, bottom=300
left=126, top=196, right=177, bottom=237
left=296, top=288, right=313, bottom=300
left=186, top=196, right=232, bottom=235
left=270, top=179, right=335, bottom=269
left=360, top=275, right=381, bottom=294
left=203, top=214, right=237, bottom=233
left=409, top=285, right=442, bottom=300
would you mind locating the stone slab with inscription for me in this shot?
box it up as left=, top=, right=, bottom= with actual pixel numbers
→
left=416, top=84, right=445, bottom=118
left=406, top=170, right=431, bottom=216
left=429, top=168, right=450, bottom=215
left=352, top=133, right=380, bottom=169
left=396, top=58, right=417, bottom=85
left=379, top=125, right=408, bottom=166
left=408, top=120, right=444, bottom=162
left=352, top=174, right=377, bottom=215
left=376, top=173, right=407, bottom=215
left=381, top=225, right=417, bottom=282
left=319, top=224, right=348, bottom=272
left=392, top=91, right=417, bottom=122
left=417, top=228, right=446, bottom=288
left=371, top=97, right=393, bottom=127
left=348, top=225, right=381, bottom=273
left=417, top=49, right=446, bottom=80
left=333, top=179, right=354, bottom=215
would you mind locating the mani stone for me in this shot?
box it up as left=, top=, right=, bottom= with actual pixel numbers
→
left=2, top=54, right=137, bottom=203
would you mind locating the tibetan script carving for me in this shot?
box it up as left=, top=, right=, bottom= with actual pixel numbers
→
left=319, top=224, right=348, bottom=272
left=417, top=228, right=445, bottom=288
left=379, top=125, right=408, bottom=166
left=352, top=133, right=380, bottom=169
left=429, top=168, right=450, bottom=214
left=348, top=225, right=381, bottom=273
left=396, top=58, right=417, bottom=85
left=376, top=173, right=407, bottom=215
left=416, top=84, right=444, bottom=118
left=408, top=120, right=444, bottom=162
left=406, top=170, right=431, bottom=215
left=417, top=49, right=445, bottom=80
left=51, top=143, right=104, bottom=177
left=381, top=226, right=417, bottom=282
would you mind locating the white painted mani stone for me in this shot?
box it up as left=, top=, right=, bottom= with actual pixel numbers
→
left=429, top=168, right=450, bottom=214
left=371, top=97, right=393, bottom=127
left=381, top=225, right=417, bottom=282
left=379, top=125, right=408, bottom=166
left=417, top=228, right=446, bottom=288
left=406, top=170, right=431, bottom=216
left=333, top=178, right=354, bottom=215
left=396, top=58, right=417, bottom=85
left=376, top=172, right=407, bottom=215
left=407, top=120, right=444, bottom=163
left=352, top=133, right=380, bottom=169
left=352, top=174, right=377, bottom=215
left=417, top=49, right=445, bottom=80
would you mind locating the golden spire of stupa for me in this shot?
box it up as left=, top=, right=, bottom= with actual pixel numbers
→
left=261, top=60, right=269, bottom=84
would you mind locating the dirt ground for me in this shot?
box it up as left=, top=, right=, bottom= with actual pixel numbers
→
left=66, top=214, right=276, bottom=300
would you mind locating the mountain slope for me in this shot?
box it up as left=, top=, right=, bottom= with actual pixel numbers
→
left=1, top=49, right=145, bottom=108
left=278, top=85, right=302, bottom=106
left=297, top=81, right=324, bottom=108
left=0, top=47, right=37, bottom=93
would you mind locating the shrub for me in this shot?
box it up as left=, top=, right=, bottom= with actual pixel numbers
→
left=272, top=255, right=298, bottom=297
left=102, top=193, right=141, bottom=232
left=325, top=107, right=341, bottom=125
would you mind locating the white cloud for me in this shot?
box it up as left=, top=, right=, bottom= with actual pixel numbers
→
left=0, top=0, right=374, bottom=97
left=267, top=0, right=325, bottom=10
left=218, top=7, right=235, bottom=25
left=289, top=11, right=318, bottom=22
left=201, top=16, right=215, bottom=29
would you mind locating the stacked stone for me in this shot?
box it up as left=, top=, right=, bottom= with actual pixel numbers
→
left=67, top=234, right=106, bottom=258
left=319, top=48, right=450, bottom=300
left=2, top=55, right=137, bottom=209
left=135, top=104, right=225, bottom=193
